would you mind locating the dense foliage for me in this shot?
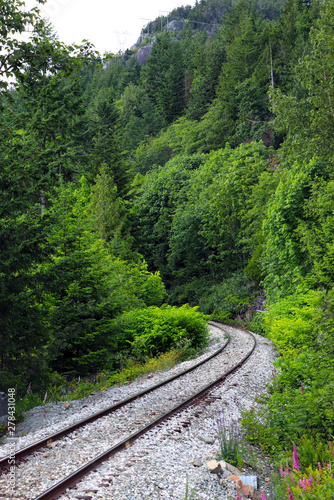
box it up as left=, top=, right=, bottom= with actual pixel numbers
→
left=2, top=1, right=334, bottom=490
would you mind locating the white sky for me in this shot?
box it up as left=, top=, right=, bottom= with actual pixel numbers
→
left=26, top=0, right=197, bottom=55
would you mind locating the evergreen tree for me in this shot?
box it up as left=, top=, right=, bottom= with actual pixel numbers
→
left=141, top=32, right=185, bottom=124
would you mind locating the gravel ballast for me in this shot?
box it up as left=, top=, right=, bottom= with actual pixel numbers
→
left=0, top=324, right=277, bottom=500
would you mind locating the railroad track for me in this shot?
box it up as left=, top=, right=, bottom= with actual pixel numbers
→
left=0, top=321, right=256, bottom=500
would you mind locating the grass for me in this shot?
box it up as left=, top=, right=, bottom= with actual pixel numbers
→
left=0, top=343, right=206, bottom=436
left=215, top=409, right=245, bottom=468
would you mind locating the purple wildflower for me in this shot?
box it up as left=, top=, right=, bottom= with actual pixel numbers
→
left=27, top=383, right=31, bottom=395
left=293, top=444, right=300, bottom=471
left=281, top=404, right=284, bottom=411
left=301, top=384, right=304, bottom=393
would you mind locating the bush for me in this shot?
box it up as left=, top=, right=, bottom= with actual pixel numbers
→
left=111, top=304, right=209, bottom=361
left=198, top=272, right=257, bottom=319
left=270, top=442, right=334, bottom=500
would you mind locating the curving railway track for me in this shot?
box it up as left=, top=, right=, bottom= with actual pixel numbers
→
left=0, top=321, right=258, bottom=500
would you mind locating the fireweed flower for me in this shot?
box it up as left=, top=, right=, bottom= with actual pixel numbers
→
left=288, top=487, right=294, bottom=500
left=300, top=477, right=307, bottom=491
left=293, top=444, right=300, bottom=471
left=301, top=384, right=304, bottom=393
left=280, top=467, right=284, bottom=477
left=306, top=474, right=314, bottom=488
left=27, top=383, right=31, bottom=395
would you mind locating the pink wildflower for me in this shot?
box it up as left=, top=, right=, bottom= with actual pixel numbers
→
left=293, top=444, right=300, bottom=471
left=286, top=465, right=289, bottom=476
left=236, top=494, right=242, bottom=500
left=288, top=487, right=294, bottom=500
left=301, top=384, right=304, bottom=393
left=280, top=467, right=284, bottom=477
left=306, top=473, right=314, bottom=489
left=328, top=464, right=331, bottom=470
left=261, top=493, right=266, bottom=500
left=27, top=383, right=31, bottom=395
left=300, top=477, right=307, bottom=491
left=318, top=462, right=322, bottom=471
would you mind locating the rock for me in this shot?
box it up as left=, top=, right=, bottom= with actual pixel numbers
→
left=236, top=480, right=253, bottom=498
left=240, top=476, right=257, bottom=490
left=166, top=20, right=184, bottom=31
left=0, top=393, right=8, bottom=417
left=229, top=475, right=241, bottom=483
left=198, top=434, right=215, bottom=445
left=64, top=402, right=71, bottom=410
left=225, top=461, right=242, bottom=476
left=207, top=460, right=223, bottom=473
left=136, top=44, right=153, bottom=66
left=192, top=458, right=202, bottom=467
left=248, top=486, right=255, bottom=497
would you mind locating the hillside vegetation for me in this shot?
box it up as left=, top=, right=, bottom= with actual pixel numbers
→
left=1, top=0, right=334, bottom=496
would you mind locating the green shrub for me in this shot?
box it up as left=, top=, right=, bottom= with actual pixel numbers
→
left=198, top=272, right=257, bottom=318
left=112, top=304, right=209, bottom=361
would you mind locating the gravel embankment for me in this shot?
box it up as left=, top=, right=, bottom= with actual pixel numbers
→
left=0, top=324, right=277, bottom=500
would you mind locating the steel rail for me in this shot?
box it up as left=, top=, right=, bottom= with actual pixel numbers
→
left=32, top=322, right=256, bottom=500
left=0, top=321, right=229, bottom=471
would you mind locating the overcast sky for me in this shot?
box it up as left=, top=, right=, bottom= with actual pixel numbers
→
left=26, top=0, right=196, bottom=54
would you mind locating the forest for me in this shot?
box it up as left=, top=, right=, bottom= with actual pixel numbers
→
left=1, top=0, right=334, bottom=496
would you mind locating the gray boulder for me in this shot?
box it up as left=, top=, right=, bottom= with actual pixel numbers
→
left=167, top=20, right=184, bottom=31
left=136, top=44, right=153, bottom=66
